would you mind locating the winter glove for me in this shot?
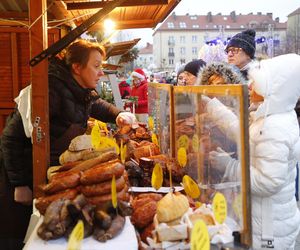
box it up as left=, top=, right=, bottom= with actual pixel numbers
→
left=209, top=147, right=234, bottom=172
left=14, top=186, right=32, bottom=206
left=116, top=111, right=137, bottom=127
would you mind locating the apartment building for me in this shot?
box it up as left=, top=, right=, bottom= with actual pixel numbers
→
left=287, top=8, right=300, bottom=54
left=135, top=42, right=154, bottom=70
left=153, top=11, right=287, bottom=71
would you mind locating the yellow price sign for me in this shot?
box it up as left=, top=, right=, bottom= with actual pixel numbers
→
left=212, top=192, right=227, bottom=224
left=148, top=116, right=154, bottom=131
left=182, top=175, right=200, bottom=199
left=97, top=136, right=120, bottom=154
left=177, top=135, right=189, bottom=150
left=120, top=140, right=127, bottom=164
left=111, top=175, right=118, bottom=208
left=233, top=192, right=242, bottom=221
left=91, top=123, right=101, bottom=149
left=151, top=163, right=163, bottom=190
left=67, top=220, right=84, bottom=250
left=177, top=147, right=187, bottom=167
left=192, top=134, right=199, bottom=152
left=151, top=133, right=159, bottom=146
left=97, top=120, right=109, bottom=134
left=191, top=220, right=210, bottom=250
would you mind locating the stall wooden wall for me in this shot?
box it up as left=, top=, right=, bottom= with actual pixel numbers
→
left=0, top=27, right=60, bottom=134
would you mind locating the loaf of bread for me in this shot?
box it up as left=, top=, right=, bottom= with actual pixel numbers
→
left=156, top=192, right=189, bottom=223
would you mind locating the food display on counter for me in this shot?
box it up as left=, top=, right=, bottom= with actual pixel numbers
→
left=27, top=84, right=250, bottom=250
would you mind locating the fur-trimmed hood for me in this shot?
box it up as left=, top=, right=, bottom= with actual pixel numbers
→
left=196, top=62, right=246, bottom=85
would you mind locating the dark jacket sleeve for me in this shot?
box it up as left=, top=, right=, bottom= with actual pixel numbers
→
left=90, top=98, right=122, bottom=123
left=1, top=109, right=32, bottom=187
left=295, top=98, right=300, bottom=127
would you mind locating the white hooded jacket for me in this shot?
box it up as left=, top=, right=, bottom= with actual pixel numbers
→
left=206, top=54, right=300, bottom=249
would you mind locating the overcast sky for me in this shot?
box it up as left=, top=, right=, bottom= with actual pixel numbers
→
left=125, top=0, right=299, bottom=46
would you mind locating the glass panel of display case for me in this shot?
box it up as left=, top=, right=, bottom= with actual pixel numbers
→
left=173, top=84, right=251, bottom=247
left=148, top=83, right=173, bottom=157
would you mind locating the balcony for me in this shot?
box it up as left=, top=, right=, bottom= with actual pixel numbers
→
left=168, top=52, right=175, bottom=57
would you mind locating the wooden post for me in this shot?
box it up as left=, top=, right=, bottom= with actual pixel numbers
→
left=29, top=0, right=49, bottom=197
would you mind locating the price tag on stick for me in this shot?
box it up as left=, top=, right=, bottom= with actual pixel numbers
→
left=151, top=163, right=163, bottom=190
left=212, top=192, right=227, bottom=224
left=191, top=220, right=210, bottom=250
left=67, top=220, right=84, bottom=250
left=111, top=175, right=118, bottom=208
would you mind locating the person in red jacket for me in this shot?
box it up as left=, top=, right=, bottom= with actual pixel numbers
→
left=129, top=68, right=148, bottom=123
left=118, top=80, right=131, bottom=99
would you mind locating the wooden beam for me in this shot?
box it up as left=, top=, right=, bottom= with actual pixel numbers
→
left=29, top=0, right=50, bottom=198
left=67, top=0, right=168, bottom=10
left=0, top=11, right=28, bottom=19
left=48, top=0, right=76, bottom=28
left=10, top=33, right=20, bottom=98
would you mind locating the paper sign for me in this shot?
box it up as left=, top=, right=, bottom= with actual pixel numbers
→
left=91, top=123, right=101, bottom=149
left=151, top=163, right=163, bottom=190
left=177, top=147, right=187, bottom=167
left=212, top=192, right=227, bottom=224
left=182, top=175, right=200, bottom=199
left=120, top=140, right=127, bottom=164
left=152, top=133, right=159, bottom=146
left=191, top=220, right=210, bottom=250
left=97, top=120, right=109, bottom=134
left=192, top=134, right=199, bottom=152
left=67, top=220, right=84, bottom=250
left=111, top=175, right=118, bottom=208
left=148, top=116, right=154, bottom=131
left=177, top=135, right=189, bottom=150
left=97, top=136, right=120, bottom=154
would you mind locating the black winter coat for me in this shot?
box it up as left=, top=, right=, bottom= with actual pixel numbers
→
left=0, top=109, right=33, bottom=188
left=48, top=57, right=121, bottom=165
left=0, top=57, right=121, bottom=187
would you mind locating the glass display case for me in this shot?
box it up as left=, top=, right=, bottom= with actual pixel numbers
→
left=148, top=83, right=174, bottom=157
left=149, top=83, right=252, bottom=248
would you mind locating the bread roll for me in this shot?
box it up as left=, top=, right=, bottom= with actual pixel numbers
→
left=156, top=192, right=189, bottom=223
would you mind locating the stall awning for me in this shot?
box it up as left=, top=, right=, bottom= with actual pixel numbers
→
left=0, top=0, right=181, bottom=30
left=104, top=38, right=140, bottom=59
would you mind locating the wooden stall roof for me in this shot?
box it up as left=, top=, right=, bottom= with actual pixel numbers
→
left=102, top=63, right=122, bottom=70
left=0, top=0, right=181, bottom=30
left=103, top=38, right=140, bottom=59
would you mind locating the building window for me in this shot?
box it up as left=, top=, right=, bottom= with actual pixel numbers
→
left=180, top=47, right=186, bottom=55
left=167, top=22, right=174, bottom=28
left=226, top=25, right=230, bottom=29
left=179, top=22, right=186, bottom=28
left=192, top=35, right=197, bottom=43
left=190, top=16, right=197, bottom=20
left=213, top=25, right=217, bottom=28
left=150, top=57, right=153, bottom=62
left=192, top=47, right=198, bottom=55
left=240, top=25, right=244, bottom=28
left=180, top=36, right=186, bottom=43
left=169, top=59, right=174, bottom=65
left=180, top=59, right=186, bottom=64
left=192, top=24, right=199, bottom=28
left=169, top=47, right=174, bottom=53
left=223, top=17, right=227, bottom=20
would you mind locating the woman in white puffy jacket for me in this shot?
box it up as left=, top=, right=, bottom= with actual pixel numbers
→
left=205, top=54, right=300, bottom=249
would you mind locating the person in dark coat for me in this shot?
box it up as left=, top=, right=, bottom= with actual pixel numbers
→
left=0, top=39, right=136, bottom=250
